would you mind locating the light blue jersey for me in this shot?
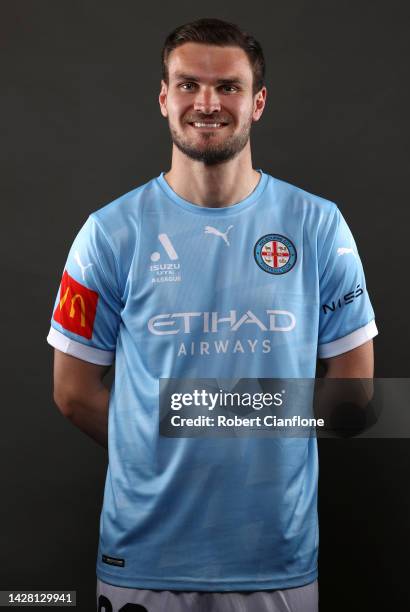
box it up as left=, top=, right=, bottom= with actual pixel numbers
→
left=47, top=170, right=377, bottom=590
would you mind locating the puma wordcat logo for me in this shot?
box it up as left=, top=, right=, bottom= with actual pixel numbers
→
left=337, top=247, right=356, bottom=257
left=204, top=225, right=234, bottom=246
left=74, top=250, right=93, bottom=280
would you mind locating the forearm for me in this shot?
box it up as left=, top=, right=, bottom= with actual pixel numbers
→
left=58, top=386, right=110, bottom=449
left=315, top=342, right=375, bottom=433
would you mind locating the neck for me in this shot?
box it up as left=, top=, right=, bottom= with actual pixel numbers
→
left=163, top=143, right=261, bottom=208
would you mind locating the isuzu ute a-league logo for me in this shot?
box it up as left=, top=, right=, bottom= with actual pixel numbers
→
left=254, top=234, right=297, bottom=275
left=150, top=233, right=181, bottom=283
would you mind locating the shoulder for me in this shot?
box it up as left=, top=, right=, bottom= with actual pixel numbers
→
left=85, top=175, right=160, bottom=252
left=265, top=173, right=338, bottom=219
left=263, top=173, right=343, bottom=249
left=92, top=175, right=158, bottom=228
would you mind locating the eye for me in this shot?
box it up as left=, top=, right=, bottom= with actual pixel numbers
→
left=221, top=85, right=238, bottom=93
left=179, top=82, right=197, bottom=91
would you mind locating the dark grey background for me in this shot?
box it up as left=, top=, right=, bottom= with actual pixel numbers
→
left=1, top=0, right=409, bottom=610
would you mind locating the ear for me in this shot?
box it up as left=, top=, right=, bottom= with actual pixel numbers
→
left=252, top=86, right=267, bottom=122
left=159, top=80, right=169, bottom=118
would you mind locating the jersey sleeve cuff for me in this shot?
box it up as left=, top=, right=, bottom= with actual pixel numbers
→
left=318, top=319, right=378, bottom=359
left=47, top=326, right=114, bottom=366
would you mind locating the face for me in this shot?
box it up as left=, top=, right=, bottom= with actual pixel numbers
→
left=159, top=43, right=266, bottom=166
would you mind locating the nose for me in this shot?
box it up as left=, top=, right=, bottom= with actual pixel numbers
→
left=193, top=86, right=221, bottom=114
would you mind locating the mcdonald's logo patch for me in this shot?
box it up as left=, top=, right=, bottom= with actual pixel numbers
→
left=53, top=270, right=98, bottom=339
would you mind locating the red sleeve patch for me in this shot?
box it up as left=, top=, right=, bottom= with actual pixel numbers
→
left=53, top=270, right=99, bottom=339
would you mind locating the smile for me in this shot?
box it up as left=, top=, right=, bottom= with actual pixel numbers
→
left=189, top=122, right=228, bottom=129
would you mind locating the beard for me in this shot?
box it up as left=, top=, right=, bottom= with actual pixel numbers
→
left=168, top=116, right=253, bottom=166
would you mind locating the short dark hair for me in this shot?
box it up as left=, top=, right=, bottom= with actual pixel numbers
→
left=161, top=18, right=265, bottom=95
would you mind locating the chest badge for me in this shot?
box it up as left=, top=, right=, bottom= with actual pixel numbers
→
left=254, top=234, right=297, bottom=275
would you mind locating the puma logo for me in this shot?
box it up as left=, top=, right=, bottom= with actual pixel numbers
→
left=337, top=247, right=356, bottom=257
left=204, top=225, right=234, bottom=246
left=74, top=250, right=93, bottom=280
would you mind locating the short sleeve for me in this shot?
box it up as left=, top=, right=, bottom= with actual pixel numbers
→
left=46, top=214, right=122, bottom=365
left=318, top=206, right=378, bottom=358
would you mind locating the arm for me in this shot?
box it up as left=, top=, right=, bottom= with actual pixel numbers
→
left=53, top=349, right=111, bottom=449
left=320, top=339, right=374, bottom=378
left=316, top=340, right=375, bottom=433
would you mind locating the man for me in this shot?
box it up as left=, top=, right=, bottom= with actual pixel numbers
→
left=47, top=18, right=377, bottom=612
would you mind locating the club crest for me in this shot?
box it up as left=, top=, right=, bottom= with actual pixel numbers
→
left=254, top=234, right=297, bottom=275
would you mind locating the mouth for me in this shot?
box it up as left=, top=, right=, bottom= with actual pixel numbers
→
left=188, top=121, right=228, bottom=130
